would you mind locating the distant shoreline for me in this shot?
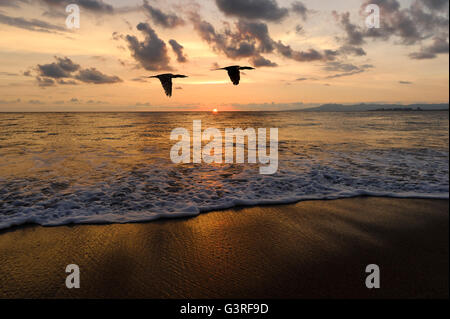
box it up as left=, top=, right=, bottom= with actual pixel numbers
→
left=0, top=103, right=448, bottom=113
left=0, top=109, right=448, bottom=113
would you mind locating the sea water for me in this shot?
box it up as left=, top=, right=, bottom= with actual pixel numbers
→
left=0, top=111, right=448, bottom=229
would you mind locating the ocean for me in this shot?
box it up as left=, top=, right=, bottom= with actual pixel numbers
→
left=0, top=111, right=448, bottom=229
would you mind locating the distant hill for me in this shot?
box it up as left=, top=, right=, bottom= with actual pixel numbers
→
left=300, top=103, right=449, bottom=112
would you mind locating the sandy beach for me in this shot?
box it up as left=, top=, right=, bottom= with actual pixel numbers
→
left=0, top=197, right=448, bottom=299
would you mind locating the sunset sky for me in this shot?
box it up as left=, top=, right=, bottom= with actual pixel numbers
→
left=0, top=0, right=448, bottom=111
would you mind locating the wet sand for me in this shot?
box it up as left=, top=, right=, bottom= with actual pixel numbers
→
left=0, top=197, right=448, bottom=299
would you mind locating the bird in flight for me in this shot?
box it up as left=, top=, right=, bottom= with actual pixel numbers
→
left=214, top=66, right=255, bottom=85
left=148, top=73, right=188, bottom=97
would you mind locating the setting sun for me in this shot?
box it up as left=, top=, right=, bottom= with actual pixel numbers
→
left=212, top=108, right=218, bottom=113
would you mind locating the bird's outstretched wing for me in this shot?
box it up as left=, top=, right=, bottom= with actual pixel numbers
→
left=239, top=66, right=255, bottom=70
left=159, top=77, right=173, bottom=97
left=172, top=74, right=188, bottom=78
left=227, top=68, right=240, bottom=85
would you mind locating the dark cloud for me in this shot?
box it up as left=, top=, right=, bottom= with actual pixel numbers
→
left=294, top=77, right=317, bottom=82
left=250, top=55, right=278, bottom=67
left=125, top=22, right=172, bottom=71
left=291, top=1, right=309, bottom=21
left=143, top=0, right=185, bottom=28
left=0, top=12, right=66, bottom=33
left=419, top=0, right=449, bottom=11
left=190, top=13, right=336, bottom=67
left=36, top=76, right=55, bottom=87
left=189, top=13, right=258, bottom=60
left=338, top=45, right=367, bottom=56
left=236, top=20, right=274, bottom=53
left=215, top=0, right=288, bottom=22
left=295, top=25, right=304, bottom=34
left=399, top=81, right=413, bottom=84
left=40, top=0, right=114, bottom=14
left=34, top=56, right=121, bottom=86
left=275, top=42, right=324, bottom=62
left=409, top=36, right=449, bottom=59
left=333, top=11, right=365, bottom=45
left=169, top=39, right=188, bottom=63
left=334, top=0, right=449, bottom=60
left=37, top=56, right=80, bottom=78
left=75, top=68, right=122, bottom=84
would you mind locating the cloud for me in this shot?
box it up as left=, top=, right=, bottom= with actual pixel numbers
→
left=39, top=0, right=114, bottom=14
left=143, top=0, right=185, bottom=28
left=190, top=13, right=336, bottom=67
left=0, top=12, right=66, bottom=33
left=291, top=1, right=310, bottom=21
left=338, top=45, right=367, bottom=56
left=0, top=72, right=19, bottom=76
left=215, top=0, right=288, bottom=22
left=0, top=0, right=27, bottom=8
left=324, top=61, right=361, bottom=72
left=333, top=11, right=365, bottom=46
left=399, top=81, right=413, bottom=84
left=275, top=42, right=326, bottom=62
left=75, top=68, right=122, bottom=84
left=334, top=0, right=449, bottom=60
left=419, top=0, right=449, bottom=11
left=37, top=56, right=80, bottom=78
left=324, top=62, right=373, bottom=78
left=250, top=55, right=278, bottom=67
left=125, top=22, right=173, bottom=71
left=189, top=13, right=258, bottom=60
left=169, top=39, right=188, bottom=63
left=0, top=98, right=21, bottom=104
left=36, top=76, right=56, bottom=87
left=29, top=99, right=44, bottom=104
left=409, top=36, right=449, bottom=59
left=34, top=56, right=121, bottom=86
left=58, top=79, right=78, bottom=85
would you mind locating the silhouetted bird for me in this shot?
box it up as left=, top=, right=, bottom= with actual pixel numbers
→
left=148, top=74, right=188, bottom=97
left=215, top=66, right=255, bottom=85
